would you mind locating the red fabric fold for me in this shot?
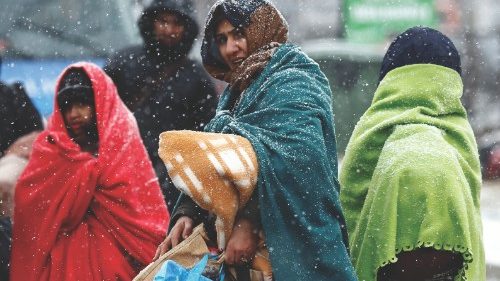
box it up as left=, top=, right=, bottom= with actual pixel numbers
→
left=10, top=62, right=169, bottom=281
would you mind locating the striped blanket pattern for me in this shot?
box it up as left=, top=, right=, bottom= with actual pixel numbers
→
left=158, top=130, right=258, bottom=249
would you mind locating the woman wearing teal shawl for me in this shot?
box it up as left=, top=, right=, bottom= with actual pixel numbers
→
left=154, top=0, right=357, bottom=280
left=340, top=27, right=485, bottom=281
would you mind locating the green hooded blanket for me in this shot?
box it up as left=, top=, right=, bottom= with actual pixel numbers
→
left=339, top=64, right=485, bottom=281
left=204, top=44, right=357, bottom=281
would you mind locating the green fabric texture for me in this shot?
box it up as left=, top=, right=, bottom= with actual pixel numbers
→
left=204, top=44, right=357, bottom=281
left=339, top=64, right=485, bottom=281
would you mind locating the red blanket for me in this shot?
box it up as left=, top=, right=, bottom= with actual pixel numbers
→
left=10, top=62, right=169, bottom=280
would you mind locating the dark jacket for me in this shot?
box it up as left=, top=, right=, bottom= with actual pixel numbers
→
left=104, top=0, right=218, bottom=210
left=0, top=82, right=43, bottom=154
left=0, top=56, right=42, bottom=281
left=0, top=218, right=11, bottom=281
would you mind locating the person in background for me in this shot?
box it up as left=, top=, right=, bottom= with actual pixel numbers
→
left=0, top=54, right=43, bottom=281
left=154, top=1, right=358, bottom=280
left=340, top=27, right=485, bottom=281
left=105, top=0, right=218, bottom=211
left=9, top=63, right=169, bottom=280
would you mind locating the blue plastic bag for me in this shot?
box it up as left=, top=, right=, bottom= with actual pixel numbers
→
left=153, top=254, right=224, bottom=281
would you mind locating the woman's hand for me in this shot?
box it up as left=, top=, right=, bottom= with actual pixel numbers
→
left=153, top=216, right=194, bottom=261
left=225, top=217, right=259, bottom=266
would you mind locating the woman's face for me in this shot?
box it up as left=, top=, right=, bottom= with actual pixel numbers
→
left=215, top=19, right=248, bottom=70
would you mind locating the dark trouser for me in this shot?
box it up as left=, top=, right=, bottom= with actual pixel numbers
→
left=0, top=217, right=11, bottom=281
left=377, top=248, right=462, bottom=281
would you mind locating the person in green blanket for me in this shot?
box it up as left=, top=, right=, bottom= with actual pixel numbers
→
left=153, top=0, right=358, bottom=280
left=340, top=26, right=485, bottom=281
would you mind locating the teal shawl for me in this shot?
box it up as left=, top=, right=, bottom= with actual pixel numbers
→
left=205, top=44, right=357, bottom=281
left=340, top=64, right=485, bottom=281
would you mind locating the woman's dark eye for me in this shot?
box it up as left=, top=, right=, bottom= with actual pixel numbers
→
left=215, top=35, right=227, bottom=45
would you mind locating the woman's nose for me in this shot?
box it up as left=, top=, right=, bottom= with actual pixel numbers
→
left=227, top=37, right=240, bottom=53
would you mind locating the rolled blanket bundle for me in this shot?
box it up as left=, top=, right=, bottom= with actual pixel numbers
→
left=158, top=130, right=272, bottom=277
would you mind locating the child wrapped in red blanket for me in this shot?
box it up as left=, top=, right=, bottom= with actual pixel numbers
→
left=10, top=62, right=169, bottom=281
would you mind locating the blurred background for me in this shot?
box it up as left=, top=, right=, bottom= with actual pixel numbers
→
left=0, top=0, right=499, bottom=279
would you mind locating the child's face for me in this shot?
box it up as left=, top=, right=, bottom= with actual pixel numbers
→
left=61, top=101, right=96, bottom=148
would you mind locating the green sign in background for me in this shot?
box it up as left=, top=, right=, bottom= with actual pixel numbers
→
left=344, top=0, right=438, bottom=43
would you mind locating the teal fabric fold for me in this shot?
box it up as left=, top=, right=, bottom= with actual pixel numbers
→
left=205, top=44, right=357, bottom=281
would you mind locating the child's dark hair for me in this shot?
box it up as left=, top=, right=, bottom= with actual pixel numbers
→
left=57, top=68, right=94, bottom=112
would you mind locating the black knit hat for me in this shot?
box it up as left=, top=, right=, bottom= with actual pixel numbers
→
left=379, top=26, right=462, bottom=82
left=57, top=69, right=94, bottom=111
